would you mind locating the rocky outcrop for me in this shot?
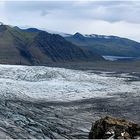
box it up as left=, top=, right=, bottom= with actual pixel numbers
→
left=89, top=116, right=140, bottom=139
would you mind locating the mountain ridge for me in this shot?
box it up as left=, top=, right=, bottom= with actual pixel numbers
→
left=65, top=32, right=140, bottom=57
left=0, top=24, right=103, bottom=65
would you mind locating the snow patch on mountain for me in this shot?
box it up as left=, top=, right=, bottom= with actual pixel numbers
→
left=83, top=34, right=120, bottom=39
left=65, top=32, right=120, bottom=39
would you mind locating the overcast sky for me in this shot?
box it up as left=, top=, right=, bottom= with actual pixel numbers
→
left=0, top=0, right=140, bottom=42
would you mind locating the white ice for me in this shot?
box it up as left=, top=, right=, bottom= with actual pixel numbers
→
left=0, top=64, right=139, bottom=102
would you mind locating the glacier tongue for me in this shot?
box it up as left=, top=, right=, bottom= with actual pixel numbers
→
left=0, top=64, right=139, bottom=101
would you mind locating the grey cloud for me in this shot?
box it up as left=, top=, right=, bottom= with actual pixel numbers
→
left=41, top=10, right=49, bottom=16
left=71, top=1, right=140, bottom=23
left=4, top=1, right=140, bottom=23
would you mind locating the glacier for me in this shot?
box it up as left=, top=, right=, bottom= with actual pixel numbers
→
left=0, top=64, right=140, bottom=139
left=0, top=64, right=140, bottom=101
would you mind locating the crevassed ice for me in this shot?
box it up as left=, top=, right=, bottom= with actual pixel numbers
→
left=0, top=64, right=139, bottom=101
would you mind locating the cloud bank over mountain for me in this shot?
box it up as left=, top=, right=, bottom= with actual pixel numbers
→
left=0, top=0, right=140, bottom=41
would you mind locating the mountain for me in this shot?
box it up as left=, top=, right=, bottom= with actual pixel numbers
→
left=0, top=25, right=103, bottom=65
left=65, top=32, right=140, bottom=57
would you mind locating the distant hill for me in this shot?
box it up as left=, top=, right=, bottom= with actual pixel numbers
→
left=0, top=25, right=103, bottom=65
left=65, top=32, right=140, bottom=57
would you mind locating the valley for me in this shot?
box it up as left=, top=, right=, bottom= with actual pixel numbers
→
left=1, top=0, right=140, bottom=139
left=0, top=24, right=140, bottom=139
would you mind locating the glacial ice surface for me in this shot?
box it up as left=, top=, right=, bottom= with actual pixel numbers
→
left=0, top=64, right=139, bottom=101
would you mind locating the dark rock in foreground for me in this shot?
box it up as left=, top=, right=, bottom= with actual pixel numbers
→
left=89, top=116, right=140, bottom=139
